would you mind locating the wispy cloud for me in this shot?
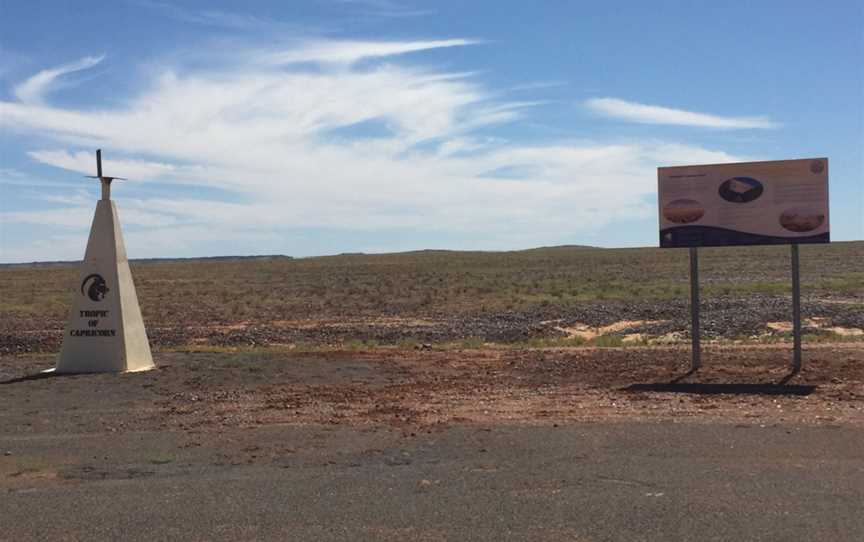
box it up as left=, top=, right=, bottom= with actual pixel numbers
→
left=0, top=168, right=73, bottom=189
left=27, top=150, right=180, bottom=180
left=332, top=0, right=435, bottom=18
left=1, top=39, right=747, bottom=261
left=0, top=168, right=27, bottom=180
left=13, top=55, right=105, bottom=104
left=506, top=81, right=567, bottom=93
left=585, top=97, right=779, bottom=129
left=132, top=0, right=284, bottom=30
left=263, top=39, right=478, bottom=65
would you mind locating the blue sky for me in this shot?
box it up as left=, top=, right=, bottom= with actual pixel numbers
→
left=1, top=0, right=861, bottom=262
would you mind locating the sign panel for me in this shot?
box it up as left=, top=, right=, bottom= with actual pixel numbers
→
left=658, top=158, right=829, bottom=248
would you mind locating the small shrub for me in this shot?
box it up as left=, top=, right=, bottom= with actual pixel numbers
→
left=589, top=335, right=624, bottom=347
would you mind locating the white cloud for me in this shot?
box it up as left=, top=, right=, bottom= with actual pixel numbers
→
left=133, top=0, right=283, bottom=29
left=262, top=39, right=478, bottom=65
left=0, top=234, right=90, bottom=264
left=27, top=150, right=179, bottom=180
left=0, top=39, right=749, bottom=262
left=13, top=55, right=105, bottom=104
left=1, top=207, right=95, bottom=228
left=1, top=203, right=178, bottom=229
left=585, top=97, right=779, bottom=129
left=333, top=0, right=435, bottom=18
left=0, top=168, right=75, bottom=189
left=0, top=168, right=28, bottom=180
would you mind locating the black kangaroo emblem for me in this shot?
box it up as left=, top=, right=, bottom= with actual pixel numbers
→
left=81, top=274, right=109, bottom=302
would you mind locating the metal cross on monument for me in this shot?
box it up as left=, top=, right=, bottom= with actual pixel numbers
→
left=87, top=149, right=127, bottom=200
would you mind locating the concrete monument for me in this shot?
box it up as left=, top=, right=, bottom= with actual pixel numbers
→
left=55, top=150, right=154, bottom=373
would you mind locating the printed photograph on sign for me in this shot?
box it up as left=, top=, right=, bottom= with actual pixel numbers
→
left=718, top=177, right=763, bottom=203
left=779, top=207, right=826, bottom=233
left=657, top=158, right=829, bottom=248
left=663, top=199, right=705, bottom=224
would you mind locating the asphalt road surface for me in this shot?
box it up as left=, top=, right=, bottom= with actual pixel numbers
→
left=2, top=422, right=863, bottom=541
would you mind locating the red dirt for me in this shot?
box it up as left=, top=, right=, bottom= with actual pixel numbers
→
left=2, top=343, right=861, bottom=435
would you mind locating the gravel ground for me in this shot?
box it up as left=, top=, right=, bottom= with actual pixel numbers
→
left=2, top=294, right=862, bottom=355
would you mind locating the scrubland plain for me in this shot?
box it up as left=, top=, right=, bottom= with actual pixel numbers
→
left=1, top=241, right=861, bottom=354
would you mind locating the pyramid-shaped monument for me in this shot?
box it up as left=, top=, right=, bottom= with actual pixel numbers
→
left=56, top=150, right=154, bottom=373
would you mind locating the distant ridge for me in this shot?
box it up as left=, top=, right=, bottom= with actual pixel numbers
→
left=521, top=244, right=601, bottom=251
left=0, top=255, right=293, bottom=268
left=314, top=246, right=603, bottom=259
left=1, top=245, right=610, bottom=267
left=3, top=241, right=861, bottom=268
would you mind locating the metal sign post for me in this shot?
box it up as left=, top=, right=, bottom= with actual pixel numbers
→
left=689, top=247, right=701, bottom=371
left=791, top=244, right=802, bottom=373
